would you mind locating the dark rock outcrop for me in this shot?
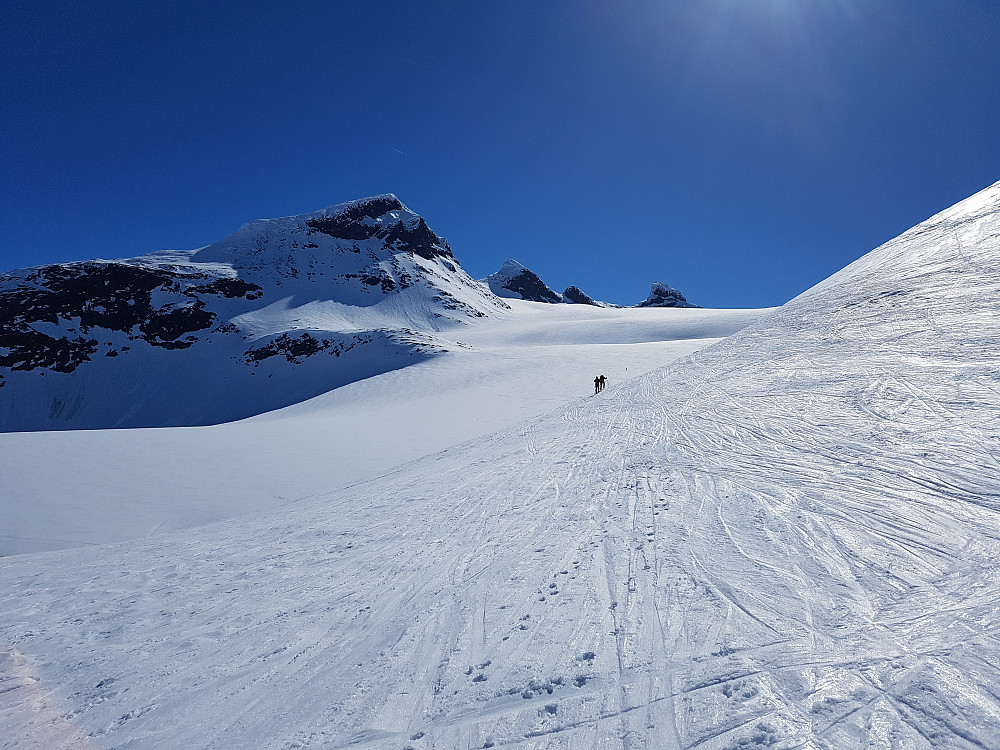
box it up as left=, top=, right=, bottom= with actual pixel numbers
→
left=0, top=262, right=264, bottom=372
left=306, top=195, right=452, bottom=261
left=485, top=260, right=562, bottom=303
left=562, top=286, right=599, bottom=306
left=635, top=282, right=699, bottom=308
left=304, top=195, right=406, bottom=240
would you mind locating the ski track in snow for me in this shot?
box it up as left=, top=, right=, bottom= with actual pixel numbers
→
left=0, top=304, right=760, bottom=556
left=3, top=182, right=1000, bottom=748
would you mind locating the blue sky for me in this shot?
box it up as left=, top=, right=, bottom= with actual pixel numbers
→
left=2, top=0, right=999, bottom=308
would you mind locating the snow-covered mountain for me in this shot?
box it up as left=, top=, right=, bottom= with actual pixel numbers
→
left=3, top=180, right=1000, bottom=749
left=0, top=195, right=507, bottom=431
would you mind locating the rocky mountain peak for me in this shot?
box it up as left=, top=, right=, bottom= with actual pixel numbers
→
left=301, top=195, right=452, bottom=261
left=484, top=260, right=562, bottom=303
left=636, top=282, right=698, bottom=308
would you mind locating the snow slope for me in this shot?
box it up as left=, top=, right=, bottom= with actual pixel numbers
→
left=3, top=180, right=1000, bottom=749
left=0, top=302, right=762, bottom=555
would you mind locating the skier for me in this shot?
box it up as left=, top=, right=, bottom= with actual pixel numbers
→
left=599, top=375, right=606, bottom=392
left=594, top=376, right=601, bottom=395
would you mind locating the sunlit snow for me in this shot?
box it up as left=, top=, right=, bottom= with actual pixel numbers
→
left=3, top=181, right=1000, bottom=748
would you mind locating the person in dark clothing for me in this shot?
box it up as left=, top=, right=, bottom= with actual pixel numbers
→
left=594, top=375, right=601, bottom=394
left=598, top=375, right=606, bottom=392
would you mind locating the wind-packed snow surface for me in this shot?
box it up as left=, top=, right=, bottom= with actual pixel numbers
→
left=3, top=181, right=1000, bottom=749
left=0, top=301, right=760, bottom=556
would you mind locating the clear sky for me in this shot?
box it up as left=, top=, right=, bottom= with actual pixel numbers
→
left=2, top=1, right=999, bottom=308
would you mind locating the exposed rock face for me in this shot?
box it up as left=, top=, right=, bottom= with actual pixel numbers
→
left=635, top=282, right=699, bottom=308
left=0, top=261, right=264, bottom=373
left=304, top=196, right=452, bottom=261
left=562, top=285, right=599, bottom=306
left=0, top=195, right=506, bottom=430
left=303, top=195, right=406, bottom=240
left=484, top=260, right=562, bottom=303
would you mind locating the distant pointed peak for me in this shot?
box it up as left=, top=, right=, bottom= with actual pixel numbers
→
left=635, top=281, right=699, bottom=308
left=485, top=260, right=561, bottom=303
left=498, top=259, right=528, bottom=273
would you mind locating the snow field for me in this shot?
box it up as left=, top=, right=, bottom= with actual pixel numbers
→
left=0, top=304, right=762, bottom=556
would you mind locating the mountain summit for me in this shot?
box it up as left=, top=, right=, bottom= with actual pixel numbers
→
left=191, top=194, right=456, bottom=274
